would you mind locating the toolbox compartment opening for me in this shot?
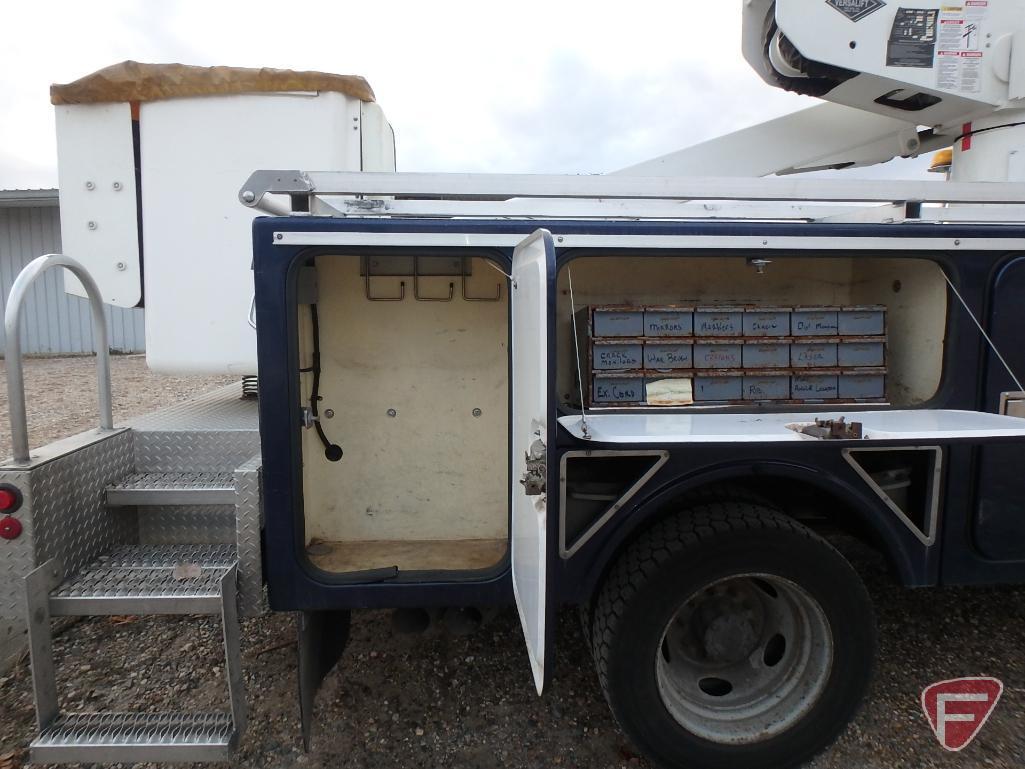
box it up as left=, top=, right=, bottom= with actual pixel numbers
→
left=296, top=253, right=510, bottom=577
left=556, top=254, right=947, bottom=409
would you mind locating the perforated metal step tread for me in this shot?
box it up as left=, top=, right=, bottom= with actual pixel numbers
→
left=106, top=471, right=236, bottom=506
left=31, top=711, right=235, bottom=763
left=50, top=544, right=236, bottom=616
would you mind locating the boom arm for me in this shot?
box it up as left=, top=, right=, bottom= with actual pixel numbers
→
left=614, top=102, right=946, bottom=177
left=617, top=0, right=1024, bottom=179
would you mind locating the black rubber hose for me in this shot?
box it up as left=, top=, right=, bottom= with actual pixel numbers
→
left=309, top=304, right=343, bottom=462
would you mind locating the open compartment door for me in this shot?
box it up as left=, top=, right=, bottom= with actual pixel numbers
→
left=511, top=229, right=557, bottom=695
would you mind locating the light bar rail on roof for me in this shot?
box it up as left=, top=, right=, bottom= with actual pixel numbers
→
left=239, top=171, right=1025, bottom=224
left=310, top=198, right=1025, bottom=225
left=240, top=170, right=1025, bottom=205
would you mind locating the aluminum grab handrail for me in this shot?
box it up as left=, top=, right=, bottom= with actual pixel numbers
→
left=5, top=254, right=113, bottom=463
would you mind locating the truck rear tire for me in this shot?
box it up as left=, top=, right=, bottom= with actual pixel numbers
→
left=591, top=502, right=875, bottom=769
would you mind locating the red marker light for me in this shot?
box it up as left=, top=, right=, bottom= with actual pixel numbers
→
left=0, top=487, right=19, bottom=512
left=0, top=516, right=21, bottom=540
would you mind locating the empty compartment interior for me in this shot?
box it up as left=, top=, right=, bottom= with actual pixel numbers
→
left=845, top=447, right=940, bottom=540
left=561, top=452, right=665, bottom=554
left=557, top=254, right=947, bottom=409
left=297, top=253, right=510, bottom=574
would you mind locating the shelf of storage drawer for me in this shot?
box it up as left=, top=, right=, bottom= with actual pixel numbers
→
left=581, top=305, right=886, bottom=339
left=587, top=338, right=887, bottom=370
left=589, top=368, right=887, bottom=406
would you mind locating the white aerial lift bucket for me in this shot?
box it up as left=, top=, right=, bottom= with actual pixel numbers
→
left=52, top=61, right=396, bottom=375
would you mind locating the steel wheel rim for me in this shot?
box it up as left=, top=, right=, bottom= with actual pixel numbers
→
left=654, top=572, right=834, bottom=744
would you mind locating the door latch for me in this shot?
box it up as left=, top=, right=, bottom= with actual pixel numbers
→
left=520, top=438, right=547, bottom=496
left=300, top=406, right=318, bottom=430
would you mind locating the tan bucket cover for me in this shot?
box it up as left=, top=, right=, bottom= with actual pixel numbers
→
left=51, top=60, right=375, bottom=105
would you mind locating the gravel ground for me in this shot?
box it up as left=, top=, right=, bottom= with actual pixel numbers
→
left=0, top=354, right=234, bottom=453
left=1, top=355, right=1024, bottom=769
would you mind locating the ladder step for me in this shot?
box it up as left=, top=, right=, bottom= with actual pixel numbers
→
left=50, top=545, right=236, bottom=616
left=31, top=711, right=235, bottom=763
left=106, top=471, right=236, bottom=506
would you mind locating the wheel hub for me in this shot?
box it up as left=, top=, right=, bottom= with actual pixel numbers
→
left=687, top=584, right=765, bottom=663
left=702, top=612, right=759, bottom=663
left=655, top=573, right=834, bottom=745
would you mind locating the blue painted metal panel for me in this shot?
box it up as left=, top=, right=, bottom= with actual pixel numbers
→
left=252, top=216, right=1025, bottom=611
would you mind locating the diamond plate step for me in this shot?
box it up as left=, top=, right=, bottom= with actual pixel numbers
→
left=31, top=711, right=236, bottom=763
left=49, top=544, right=236, bottom=616
left=106, top=471, right=236, bottom=506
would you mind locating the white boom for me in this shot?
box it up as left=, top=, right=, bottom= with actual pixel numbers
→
left=618, top=0, right=1025, bottom=181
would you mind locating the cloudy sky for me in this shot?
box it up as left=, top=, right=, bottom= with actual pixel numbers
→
left=0, top=1, right=931, bottom=189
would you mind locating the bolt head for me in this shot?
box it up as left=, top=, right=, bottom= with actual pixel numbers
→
left=85, top=181, right=95, bottom=190
left=324, top=408, right=335, bottom=419
left=116, top=261, right=126, bottom=271
left=387, top=408, right=397, bottom=417
left=112, top=181, right=122, bottom=191
left=472, top=408, right=482, bottom=417
left=242, top=190, right=256, bottom=203
left=87, top=221, right=97, bottom=230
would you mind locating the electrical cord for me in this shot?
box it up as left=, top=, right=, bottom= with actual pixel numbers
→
left=309, top=304, right=344, bottom=462
left=955, top=121, right=1025, bottom=145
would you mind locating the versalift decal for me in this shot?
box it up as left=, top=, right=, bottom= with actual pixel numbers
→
left=826, top=0, right=885, bottom=22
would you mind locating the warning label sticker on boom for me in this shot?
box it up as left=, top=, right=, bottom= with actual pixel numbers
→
left=887, top=8, right=939, bottom=68
left=936, top=2, right=987, bottom=94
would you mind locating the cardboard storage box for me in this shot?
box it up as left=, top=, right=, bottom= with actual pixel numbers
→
left=643, top=308, right=694, bottom=337
left=694, top=307, right=744, bottom=337
left=592, top=374, right=646, bottom=403
left=694, top=342, right=743, bottom=369
left=792, top=341, right=839, bottom=368
left=589, top=307, right=645, bottom=337
left=743, top=308, right=791, bottom=337
left=743, top=341, right=790, bottom=368
left=837, top=340, right=886, bottom=367
left=644, top=342, right=693, bottom=369
left=792, top=374, right=840, bottom=400
left=591, top=340, right=644, bottom=370
left=792, top=307, right=839, bottom=336
left=839, top=306, right=886, bottom=336
left=743, top=374, right=790, bottom=400
left=693, top=374, right=744, bottom=401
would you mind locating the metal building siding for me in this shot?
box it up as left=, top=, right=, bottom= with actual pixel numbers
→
left=0, top=205, right=145, bottom=355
